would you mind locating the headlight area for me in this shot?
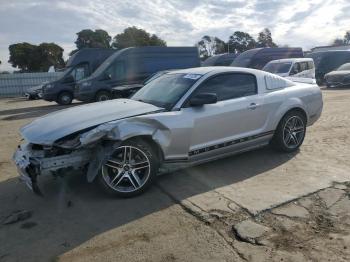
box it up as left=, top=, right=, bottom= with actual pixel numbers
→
left=14, top=126, right=113, bottom=195
left=54, top=134, right=81, bottom=149
left=14, top=140, right=92, bottom=195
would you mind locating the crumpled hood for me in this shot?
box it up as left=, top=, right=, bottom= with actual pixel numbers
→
left=21, top=99, right=162, bottom=145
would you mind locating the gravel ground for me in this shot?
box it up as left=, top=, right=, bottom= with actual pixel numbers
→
left=0, top=88, right=349, bottom=261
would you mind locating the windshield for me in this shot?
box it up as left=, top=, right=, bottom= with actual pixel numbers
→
left=263, top=62, right=292, bottom=74
left=132, top=73, right=202, bottom=109
left=337, top=63, right=350, bottom=71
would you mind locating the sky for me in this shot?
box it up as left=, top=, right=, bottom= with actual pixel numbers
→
left=0, top=0, right=350, bottom=71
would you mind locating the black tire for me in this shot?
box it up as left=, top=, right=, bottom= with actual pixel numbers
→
left=271, top=110, right=306, bottom=152
left=56, top=91, right=73, bottom=105
left=95, top=91, right=112, bottom=102
left=97, top=139, right=159, bottom=197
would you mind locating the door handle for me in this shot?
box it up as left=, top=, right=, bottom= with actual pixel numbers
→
left=247, top=103, right=258, bottom=110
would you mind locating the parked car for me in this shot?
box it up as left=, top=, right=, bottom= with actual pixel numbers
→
left=262, top=58, right=315, bottom=78
left=231, top=47, right=304, bottom=69
left=75, top=47, right=200, bottom=102
left=202, top=53, right=239, bottom=66
left=14, top=67, right=323, bottom=197
left=110, top=70, right=173, bottom=98
left=324, top=63, right=350, bottom=88
left=306, top=50, right=350, bottom=85
left=42, top=48, right=116, bottom=105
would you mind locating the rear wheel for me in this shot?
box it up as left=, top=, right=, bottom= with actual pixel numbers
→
left=95, top=91, right=111, bottom=102
left=97, top=140, right=159, bottom=197
left=271, top=111, right=306, bottom=152
left=56, top=92, right=73, bottom=105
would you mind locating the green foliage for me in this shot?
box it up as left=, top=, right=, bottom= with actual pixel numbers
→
left=112, top=26, right=166, bottom=49
left=344, top=31, right=350, bottom=44
left=8, top=42, right=64, bottom=72
left=257, top=28, right=277, bottom=48
left=197, top=35, right=227, bottom=60
left=333, top=31, right=350, bottom=46
left=228, top=31, right=257, bottom=53
left=70, top=29, right=112, bottom=55
left=197, top=28, right=277, bottom=59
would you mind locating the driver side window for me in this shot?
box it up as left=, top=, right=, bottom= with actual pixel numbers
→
left=194, top=73, right=257, bottom=102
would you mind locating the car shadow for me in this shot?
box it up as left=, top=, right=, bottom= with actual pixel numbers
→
left=0, top=146, right=296, bottom=261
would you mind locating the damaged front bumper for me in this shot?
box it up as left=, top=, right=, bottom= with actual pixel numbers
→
left=13, top=143, right=91, bottom=195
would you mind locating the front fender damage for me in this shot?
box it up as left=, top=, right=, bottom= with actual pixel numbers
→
left=14, top=117, right=171, bottom=194
left=80, top=118, right=171, bottom=182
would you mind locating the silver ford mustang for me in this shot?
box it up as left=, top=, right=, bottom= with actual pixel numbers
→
left=13, top=67, right=323, bottom=197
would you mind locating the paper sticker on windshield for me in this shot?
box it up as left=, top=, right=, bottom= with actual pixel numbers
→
left=183, top=74, right=202, bottom=80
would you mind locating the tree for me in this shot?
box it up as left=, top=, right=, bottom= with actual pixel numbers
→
left=227, top=31, right=256, bottom=53
left=70, top=29, right=112, bottom=55
left=257, top=28, right=277, bottom=48
left=343, top=31, right=350, bottom=45
left=332, top=38, right=345, bottom=46
left=197, top=35, right=227, bottom=60
left=8, top=42, right=64, bottom=72
left=37, top=43, right=65, bottom=71
left=8, top=42, right=38, bottom=72
left=112, top=26, right=166, bottom=49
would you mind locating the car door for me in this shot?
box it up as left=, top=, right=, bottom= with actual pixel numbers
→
left=180, top=73, right=270, bottom=162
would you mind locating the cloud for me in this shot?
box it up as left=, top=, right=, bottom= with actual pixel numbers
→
left=0, top=0, right=349, bottom=71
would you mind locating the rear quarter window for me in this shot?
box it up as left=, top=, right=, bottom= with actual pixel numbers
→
left=265, top=75, right=294, bottom=90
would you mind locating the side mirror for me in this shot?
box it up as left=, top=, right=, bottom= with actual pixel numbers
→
left=64, top=75, right=74, bottom=83
left=189, top=93, right=217, bottom=107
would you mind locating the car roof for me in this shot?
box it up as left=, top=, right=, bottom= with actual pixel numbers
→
left=267, top=58, right=313, bottom=63
left=168, top=66, right=265, bottom=76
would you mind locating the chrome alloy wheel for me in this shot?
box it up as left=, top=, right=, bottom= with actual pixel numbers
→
left=283, top=116, right=305, bottom=149
left=102, top=146, right=151, bottom=193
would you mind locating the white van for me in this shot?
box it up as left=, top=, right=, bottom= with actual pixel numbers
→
left=262, top=58, right=315, bottom=78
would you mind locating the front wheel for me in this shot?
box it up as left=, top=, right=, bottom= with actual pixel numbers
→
left=95, top=91, right=112, bottom=102
left=56, top=92, right=73, bottom=105
left=97, top=140, right=159, bottom=197
left=271, top=111, right=306, bottom=152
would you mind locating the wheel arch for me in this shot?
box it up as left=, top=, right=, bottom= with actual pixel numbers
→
left=57, top=89, right=73, bottom=98
left=275, top=106, right=308, bottom=131
left=123, top=135, right=165, bottom=162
